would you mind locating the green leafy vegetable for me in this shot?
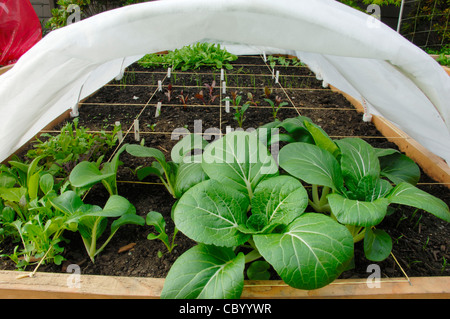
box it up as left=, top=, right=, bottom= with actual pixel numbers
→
left=69, top=144, right=126, bottom=195
left=50, top=191, right=144, bottom=262
left=246, top=260, right=271, bottom=280
left=0, top=157, right=68, bottom=267
left=264, top=96, right=288, bottom=120
left=161, top=244, right=245, bottom=299
left=126, top=134, right=209, bottom=198
left=163, top=131, right=354, bottom=298
left=27, top=118, right=119, bottom=178
left=146, top=211, right=178, bottom=255
left=201, top=131, right=278, bottom=199
left=175, top=179, right=251, bottom=247
left=277, top=117, right=450, bottom=262
left=253, top=213, right=354, bottom=290
left=223, top=92, right=251, bottom=128
left=138, top=43, right=238, bottom=71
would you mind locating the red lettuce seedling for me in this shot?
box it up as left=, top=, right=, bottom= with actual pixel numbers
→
left=247, top=92, right=259, bottom=106
left=204, top=80, right=219, bottom=103
left=264, top=86, right=272, bottom=99
left=178, top=90, right=189, bottom=109
left=165, top=83, right=173, bottom=102
left=195, top=90, right=206, bottom=105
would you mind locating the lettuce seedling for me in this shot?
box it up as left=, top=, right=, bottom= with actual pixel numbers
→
left=264, top=86, right=272, bottom=99
left=0, top=157, right=72, bottom=267
left=165, top=83, right=173, bottom=102
left=278, top=119, right=450, bottom=262
left=138, top=43, right=237, bottom=71
left=178, top=90, right=189, bottom=109
left=194, top=90, right=206, bottom=105
left=204, top=80, right=219, bottom=103
left=26, top=118, right=119, bottom=178
left=246, top=92, right=259, bottom=107
left=161, top=131, right=354, bottom=299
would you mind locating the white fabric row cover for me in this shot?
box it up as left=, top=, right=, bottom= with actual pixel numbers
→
left=0, top=0, right=449, bottom=164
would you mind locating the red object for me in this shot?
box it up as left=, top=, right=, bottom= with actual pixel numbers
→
left=0, top=0, right=42, bottom=66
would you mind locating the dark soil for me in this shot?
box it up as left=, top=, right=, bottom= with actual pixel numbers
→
left=1, top=56, right=449, bottom=283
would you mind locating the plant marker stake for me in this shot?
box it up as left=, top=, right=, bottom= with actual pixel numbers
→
left=134, top=119, right=140, bottom=141
left=220, top=68, right=224, bottom=81
left=225, top=98, right=230, bottom=113
left=115, top=121, right=123, bottom=143
left=155, top=102, right=162, bottom=118
left=71, top=104, right=79, bottom=118
left=222, top=81, right=226, bottom=94
left=226, top=125, right=233, bottom=134
left=361, top=98, right=373, bottom=122
left=263, top=51, right=267, bottom=62
left=275, top=70, right=280, bottom=84
left=114, top=57, right=126, bottom=81
left=71, top=83, right=84, bottom=117
left=167, top=67, right=171, bottom=78
left=158, top=80, right=162, bottom=92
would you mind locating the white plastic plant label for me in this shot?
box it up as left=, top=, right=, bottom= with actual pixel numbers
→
left=115, top=121, right=123, bottom=142
left=155, top=102, right=162, bottom=118
left=134, top=119, right=140, bottom=141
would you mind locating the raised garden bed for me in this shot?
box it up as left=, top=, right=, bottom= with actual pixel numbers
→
left=1, top=54, right=449, bottom=299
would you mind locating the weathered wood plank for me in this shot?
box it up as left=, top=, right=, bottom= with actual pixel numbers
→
left=1, top=271, right=449, bottom=299
left=0, top=271, right=164, bottom=299
left=241, top=277, right=450, bottom=299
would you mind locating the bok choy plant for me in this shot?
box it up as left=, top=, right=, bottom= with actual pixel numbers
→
left=277, top=117, right=450, bottom=262
left=50, top=191, right=144, bottom=263
left=125, top=134, right=209, bottom=199
left=161, top=131, right=354, bottom=299
left=69, top=145, right=127, bottom=196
